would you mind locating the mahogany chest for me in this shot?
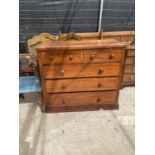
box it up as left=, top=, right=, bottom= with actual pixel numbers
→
left=37, top=40, right=126, bottom=113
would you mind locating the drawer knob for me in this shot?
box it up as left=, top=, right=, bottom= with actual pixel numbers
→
left=69, top=54, right=74, bottom=60
left=98, top=68, right=104, bottom=74
left=97, top=97, right=101, bottom=102
left=90, top=54, right=95, bottom=60
left=97, top=82, right=103, bottom=88
left=109, top=54, right=114, bottom=59
left=62, top=99, right=65, bottom=104
left=60, top=70, right=65, bottom=76
left=49, top=56, right=54, bottom=60
left=61, top=85, right=66, bottom=90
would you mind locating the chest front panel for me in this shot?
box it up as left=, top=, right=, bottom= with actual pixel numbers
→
left=37, top=45, right=126, bottom=113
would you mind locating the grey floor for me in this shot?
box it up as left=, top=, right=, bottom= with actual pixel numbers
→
left=19, top=87, right=135, bottom=155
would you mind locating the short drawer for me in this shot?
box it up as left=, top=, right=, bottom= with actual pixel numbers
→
left=122, top=74, right=135, bottom=83
left=83, top=49, right=123, bottom=63
left=124, top=65, right=135, bottom=74
left=43, top=63, right=121, bottom=79
left=46, top=91, right=118, bottom=107
left=125, top=57, right=135, bottom=65
left=45, top=77, right=119, bottom=93
left=40, top=51, right=81, bottom=65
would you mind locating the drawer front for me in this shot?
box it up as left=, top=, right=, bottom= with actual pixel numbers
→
left=45, top=77, right=119, bottom=93
left=123, top=74, right=135, bottom=83
left=124, top=65, right=135, bottom=74
left=43, top=63, right=121, bottom=79
left=40, top=51, right=81, bottom=65
left=83, top=49, right=123, bottom=63
left=125, top=57, right=135, bottom=65
left=46, top=91, right=118, bottom=107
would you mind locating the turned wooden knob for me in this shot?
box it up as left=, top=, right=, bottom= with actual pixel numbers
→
left=62, top=99, right=65, bottom=104
left=60, top=69, right=65, bottom=76
left=98, top=68, right=104, bottom=74
left=97, top=97, right=101, bottom=102
left=69, top=54, right=74, bottom=60
left=49, top=56, right=54, bottom=60
left=97, top=82, right=103, bottom=88
left=61, top=85, right=66, bottom=89
left=90, top=54, right=95, bottom=60
left=109, top=54, right=114, bottom=59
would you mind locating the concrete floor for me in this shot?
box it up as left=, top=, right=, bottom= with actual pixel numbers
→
left=19, top=87, right=135, bottom=155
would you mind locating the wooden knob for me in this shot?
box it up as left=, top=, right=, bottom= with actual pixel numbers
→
left=98, top=68, right=104, bottom=74
left=62, top=99, right=65, bottom=104
left=90, top=54, right=95, bottom=60
left=61, top=85, right=66, bottom=90
left=69, top=54, right=74, bottom=60
left=60, top=69, right=65, bottom=76
left=109, top=54, right=114, bottom=59
left=97, top=82, right=103, bottom=88
left=97, top=97, right=101, bottom=102
left=49, top=56, right=54, bottom=60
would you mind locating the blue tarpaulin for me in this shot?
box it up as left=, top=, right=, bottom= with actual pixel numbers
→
left=19, top=76, right=42, bottom=93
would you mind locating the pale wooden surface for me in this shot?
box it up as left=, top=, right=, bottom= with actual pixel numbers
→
left=37, top=39, right=127, bottom=51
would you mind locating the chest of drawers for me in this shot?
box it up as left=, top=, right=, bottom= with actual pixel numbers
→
left=37, top=40, right=126, bottom=113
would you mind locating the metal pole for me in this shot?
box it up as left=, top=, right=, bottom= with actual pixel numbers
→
left=98, top=0, right=104, bottom=32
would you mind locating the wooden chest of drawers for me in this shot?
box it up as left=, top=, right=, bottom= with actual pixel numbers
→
left=37, top=40, right=126, bottom=113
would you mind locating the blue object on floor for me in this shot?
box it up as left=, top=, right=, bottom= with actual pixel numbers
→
left=19, top=76, right=42, bottom=93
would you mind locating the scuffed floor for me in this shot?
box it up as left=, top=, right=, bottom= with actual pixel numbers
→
left=19, top=87, right=135, bottom=155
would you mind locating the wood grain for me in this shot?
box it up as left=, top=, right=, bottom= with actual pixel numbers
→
left=45, top=77, right=119, bottom=93
left=123, top=74, right=135, bottom=83
left=125, top=57, right=135, bottom=65
left=36, top=38, right=126, bottom=112
left=46, top=91, right=118, bottom=107
left=126, top=50, right=135, bottom=57
left=43, top=63, right=121, bottom=79
left=83, top=49, right=123, bottom=63
left=124, top=65, right=135, bottom=74
left=37, top=39, right=127, bottom=51
left=40, top=50, right=81, bottom=65
left=45, top=104, right=119, bottom=113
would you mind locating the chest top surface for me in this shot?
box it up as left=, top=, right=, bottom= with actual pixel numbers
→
left=37, top=39, right=126, bottom=52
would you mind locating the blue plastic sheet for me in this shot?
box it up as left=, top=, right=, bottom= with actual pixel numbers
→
left=19, top=76, right=42, bottom=93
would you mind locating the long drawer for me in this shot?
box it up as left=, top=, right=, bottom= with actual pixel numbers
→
left=46, top=91, right=118, bottom=107
left=45, top=77, right=119, bottom=93
left=43, top=63, right=121, bottom=79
